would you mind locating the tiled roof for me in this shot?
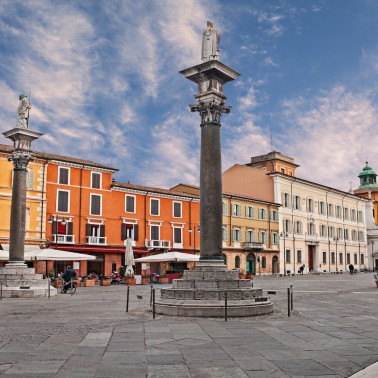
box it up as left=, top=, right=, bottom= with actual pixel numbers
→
left=112, top=181, right=200, bottom=198
left=0, top=143, right=118, bottom=171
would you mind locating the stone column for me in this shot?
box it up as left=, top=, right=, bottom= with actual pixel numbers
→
left=180, top=61, right=239, bottom=262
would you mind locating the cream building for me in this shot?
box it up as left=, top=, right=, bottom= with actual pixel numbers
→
left=223, top=151, right=369, bottom=274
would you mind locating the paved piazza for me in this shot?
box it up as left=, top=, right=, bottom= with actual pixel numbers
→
left=0, top=273, right=377, bottom=377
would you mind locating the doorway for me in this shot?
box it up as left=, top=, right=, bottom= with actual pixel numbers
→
left=246, top=253, right=256, bottom=274
left=272, top=255, right=278, bottom=274
left=308, top=245, right=315, bottom=272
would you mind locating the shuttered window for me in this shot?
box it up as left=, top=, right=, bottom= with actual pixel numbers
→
left=150, top=199, right=159, bottom=216
left=27, top=170, right=34, bottom=190
left=121, top=223, right=138, bottom=241
left=90, top=194, right=101, bottom=215
left=57, top=190, right=69, bottom=212
left=125, top=195, right=135, bottom=213
left=150, top=225, right=159, bottom=240
left=58, top=167, right=69, bottom=185
left=91, top=172, right=101, bottom=189
left=173, top=228, right=182, bottom=243
left=173, top=202, right=182, bottom=218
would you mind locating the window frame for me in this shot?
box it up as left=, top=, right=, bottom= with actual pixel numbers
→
left=90, top=193, right=102, bottom=216
left=56, top=189, right=70, bottom=213
left=125, top=195, right=136, bottom=213
left=91, top=171, right=102, bottom=189
left=150, top=198, right=160, bottom=216
left=173, top=201, right=182, bottom=218
left=58, top=166, right=70, bottom=185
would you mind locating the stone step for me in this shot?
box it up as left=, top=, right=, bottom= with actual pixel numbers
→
left=0, top=267, right=36, bottom=275
left=183, top=270, right=240, bottom=280
left=1, top=280, right=50, bottom=287
left=173, top=279, right=252, bottom=290
left=161, top=287, right=264, bottom=301
left=0, top=273, right=44, bottom=280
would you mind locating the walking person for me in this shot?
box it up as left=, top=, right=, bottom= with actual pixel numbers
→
left=299, top=264, right=305, bottom=275
left=349, top=263, right=354, bottom=275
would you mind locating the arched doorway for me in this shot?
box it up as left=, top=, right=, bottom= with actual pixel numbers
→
left=246, top=253, right=256, bottom=274
left=272, top=255, right=278, bottom=274
left=235, top=255, right=240, bottom=269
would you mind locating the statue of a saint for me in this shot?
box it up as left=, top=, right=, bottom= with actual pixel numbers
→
left=17, top=94, right=31, bottom=129
left=201, top=21, right=220, bottom=62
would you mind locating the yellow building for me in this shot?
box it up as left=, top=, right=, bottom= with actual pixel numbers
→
left=172, top=184, right=281, bottom=275
left=0, top=144, right=48, bottom=248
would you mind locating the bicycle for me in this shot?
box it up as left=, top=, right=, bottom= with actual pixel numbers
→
left=57, top=280, right=77, bottom=294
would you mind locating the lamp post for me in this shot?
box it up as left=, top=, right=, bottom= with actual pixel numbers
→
left=370, top=240, right=375, bottom=271
left=189, top=225, right=200, bottom=254
left=333, top=237, right=339, bottom=272
left=48, top=215, right=66, bottom=277
left=280, top=232, right=288, bottom=276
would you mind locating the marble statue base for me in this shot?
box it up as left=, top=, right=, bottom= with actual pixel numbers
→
left=0, top=265, right=57, bottom=298
left=155, top=260, right=273, bottom=317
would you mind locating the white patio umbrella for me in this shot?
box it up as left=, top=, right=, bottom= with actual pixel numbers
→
left=24, top=249, right=96, bottom=261
left=134, top=251, right=200, bottom=263
left=125, top=238, right=135, bottom=277
left=0, top=250, right=9, bottom=260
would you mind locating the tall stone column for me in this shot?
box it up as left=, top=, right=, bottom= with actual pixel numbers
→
left=180, top=24, right=239, bottom=262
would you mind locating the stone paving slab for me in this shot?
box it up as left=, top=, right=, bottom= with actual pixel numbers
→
left=0, top=274, right=377, bottom=377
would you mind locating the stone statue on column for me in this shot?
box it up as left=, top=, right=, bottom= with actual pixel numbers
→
left=201, top=21, right=221, bottom=61
left=17, top=94, right=31, bottom=129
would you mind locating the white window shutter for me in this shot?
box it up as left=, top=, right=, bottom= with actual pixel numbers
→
left=27, top=171, right=34, bottom=190
left=238, top=205, right=242, bottom=217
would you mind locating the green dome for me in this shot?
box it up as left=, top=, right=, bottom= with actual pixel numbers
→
left=358, top=161, right=378, bottom=188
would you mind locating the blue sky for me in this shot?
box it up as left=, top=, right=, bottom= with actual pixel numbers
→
left=1, top=0, right=378, bottom=192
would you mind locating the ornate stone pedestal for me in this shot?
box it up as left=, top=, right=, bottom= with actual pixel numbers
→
left=156, top=261, right=272, bottom=317
left=0, top=265, right=57, bottom=298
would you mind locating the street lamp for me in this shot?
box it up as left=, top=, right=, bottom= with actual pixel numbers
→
left=333, top=237, right=339, bottom=272
left=370, top=240, right=375, bottom=271
left=280, top=232, right=288, bottom=276
left=189, top=225, right=200, bottom=253
left=48, top=215, right=66, bottom=276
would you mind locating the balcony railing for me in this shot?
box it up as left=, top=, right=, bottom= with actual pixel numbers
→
left=87, top=236, right=107, bottom=245
left=242, top=242, right=265, bottom=250
left=145, top=240, right=171, bottom=249
left=54, top=234, right=75, bottom=244
left=173, top=243, right=183, bottom=249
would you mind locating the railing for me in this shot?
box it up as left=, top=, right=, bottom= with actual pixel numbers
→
left=87, top=236, right=107, bottom=245
left=145, top=240, right=171, bottom=249
left=242, top=242, right=265, bottom=250
left=54, top=234, right=75, bottom=244
left=173, top=243, right=183, bottom=249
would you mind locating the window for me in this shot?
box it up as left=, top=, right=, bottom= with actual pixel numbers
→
left=86, top=223, right=106, bottom=244
left=331, top=252, right=335, bottom=264
left=90, top=194, right=102, bottom=215
left=284, top=219, right=292, bottom=233
left=173, top=202, right=182, bottom=218
left=232, top=228, right=242, bottom=242
left=322, top=251, right=327, bottom=264
left=285, top=249, right=291, bottom=263
left=294, top=195, right=301, bottom=210
left=344, top=229, right=349, bottom=240
left=150, top=198, right=160, bottom=216
left=282, top=192, right=291, bottom=207
left=337, top=227, right=343, bottom=239
left=27, top=170, right=34, bottom=190
left=121, top=223, right=139, bottom=241
left=58, top=167, right=69, bottom=185
left=306, top=198, right=314, bottom=212
left=350, top=209, right=356, bottom=221
left=336, top=205, right=342, bottom=219
left=222, top=226, right=228, bottom=241
left=91, top=172, right=101, bottom=189
left=173, top=227, right=182, bottom=244
left=328, top=203, right=334, bottom=217
left=261, top=256, right=266, bottom=268
left=357, top=210, right=363, bottom=222
left=259, top=231, right=266, bottom=244
left=346, top=253, right=350, bottom=264
left=235, top=256, right=240, bottom=269
left=125, top=195, right=136, bottom=213
left=246, top=206, right=254, bottom=218
left=344, top=207, right=349, bottom=220
left=297, top=250, right=302, bottom=263
left=150, top=225, right=160, bottom=240
left=320, top=224, right=327, bottom=237
left=361, top=254, right=364, bottom=265
left=270, top=210, right=278, bottom=222
left=280, top=168, right=285, bottom=173
left=57, top=190, right=69, bottom=212
left=351, top=230, right=357, bottom=241
left=246, top=229, right=255, bottom=242
left=339, top=253, right=343, bottom=264
left=307, top=223, right=316, bottom=235
left=222, top=202, right=228, bottom=215
left=319, top=201, right=326, bottom=215
left=258, top=208, right=267, bottom=220
left=271, top=232, right=278, bottom=244
left=328, top=226, right=335, bottom=238
left=358, top=231, right=365, bottom=242
left=294, top=221, right=303, bottom=234
left=232, top=204, right=242, bottom=216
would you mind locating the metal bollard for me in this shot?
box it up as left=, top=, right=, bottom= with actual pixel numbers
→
left=290, top=285, right=293, bottom=310
left=126, top=285, right=130, bottom=313
left=48, top=278, right=50, bottom=299
left=225, top=290, right=228, bottom=322
left=0, top=280, right=2, bottom=300
left=287, top=287, right=291, bottom=317
left=150, top=283, right=153, bottom=307
left=152, top=289, right=156, bottom=319
left=70, top=279, right=73, bottom=296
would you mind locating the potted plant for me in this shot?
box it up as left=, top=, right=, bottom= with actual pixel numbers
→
left=83, top=276, right=96, bottom=287
left=239, top=271, right=246, bottom=279
left=142, top=275, right=150, bottom=285
left=159, top=275, right=169, bottom=284
left=72, top=277, right=82, bottom=287
left=246, top=273, right=254, bottom=280
left=100, top=276, right=112, bottom=286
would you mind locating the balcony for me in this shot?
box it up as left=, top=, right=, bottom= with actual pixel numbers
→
left=87, top=236, right=107, bottom=245
left=54, top=234, right=75, bottom=244
left=242, top=242, right=265, bottom=251
left=145, top=240, right=171, bottom=249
